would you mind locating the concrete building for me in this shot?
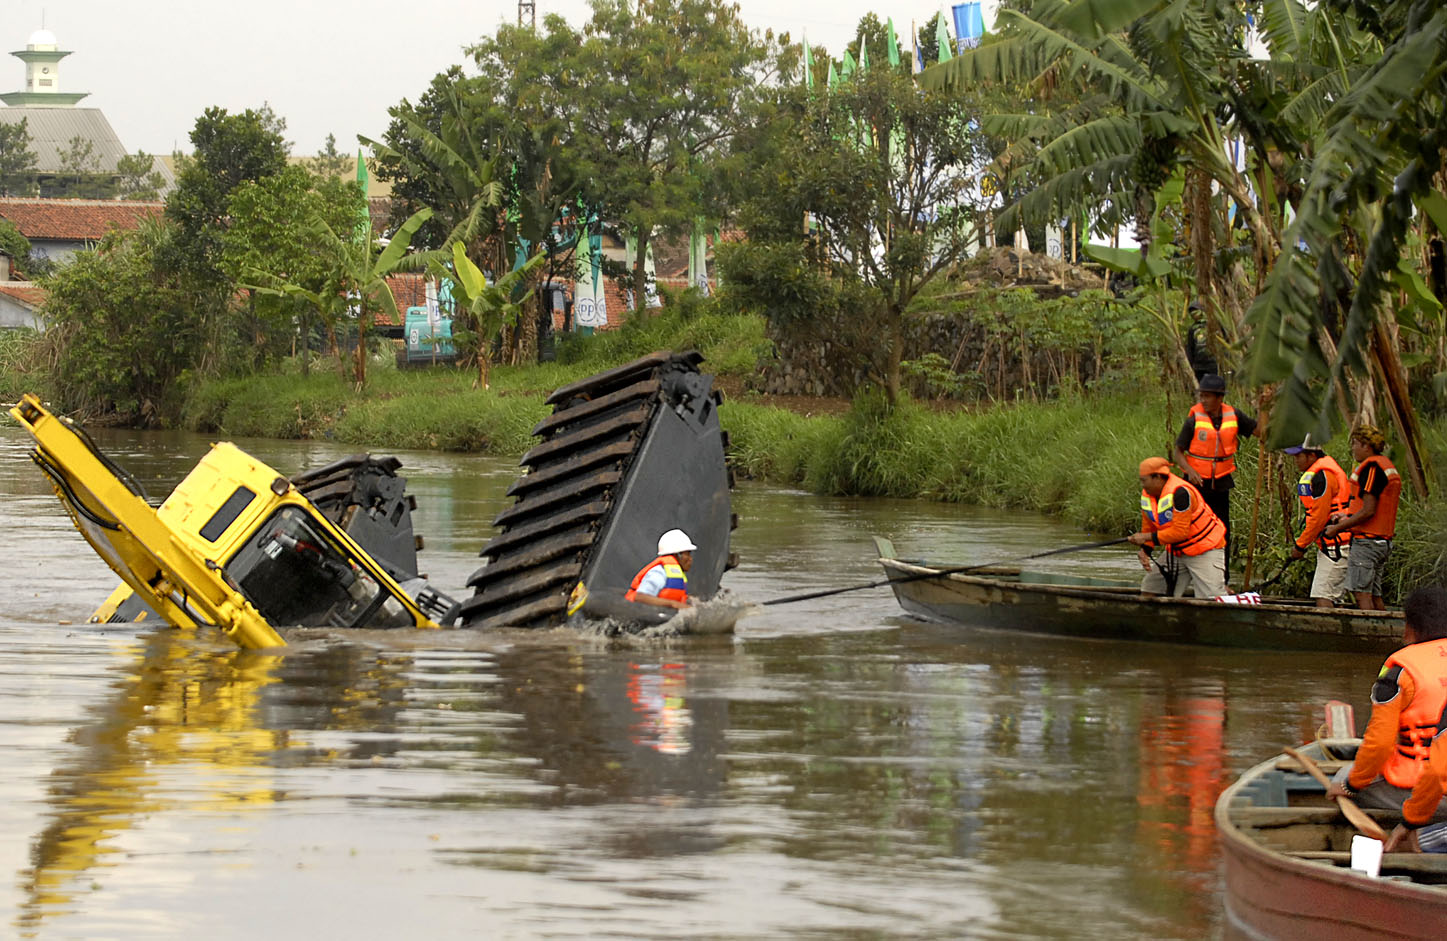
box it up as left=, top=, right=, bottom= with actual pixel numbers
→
left=0, top=29, right=173, bottom=193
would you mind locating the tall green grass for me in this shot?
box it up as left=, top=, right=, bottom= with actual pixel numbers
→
left=0, top=327, right=49, bottom=404
left=557, top=299, right=770, bottom=377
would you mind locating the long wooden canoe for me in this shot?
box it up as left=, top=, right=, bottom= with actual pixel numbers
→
left=873, top=536, right=1405, bottom=654
left=1217, top=740, right=1447, bottom=940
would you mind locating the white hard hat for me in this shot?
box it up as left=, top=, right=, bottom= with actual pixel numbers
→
left=657, top=529, right=697, bottom=555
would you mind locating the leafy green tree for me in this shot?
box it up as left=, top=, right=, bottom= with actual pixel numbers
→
left=51, top=136, right=106, bottom=197
left=223, top=164, right=363, bottom=372
left=724, top=68, right=980, bottom=403
left=544, top=0, right=788, bottom=308
left=40, top=220, right=200, bottom=423
left=166, top=105, right=290, bottom=283
left=117, top=152, right=165, bottom=200
left=0, top=118, right=37, bottom=195
left=307, top=133, right=356, bottom=179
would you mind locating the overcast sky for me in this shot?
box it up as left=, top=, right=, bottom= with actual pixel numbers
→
left=8, top=0, right=982, bottom=160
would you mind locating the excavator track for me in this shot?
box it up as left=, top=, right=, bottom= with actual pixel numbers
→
left=460, top=351, right=735, bottom=629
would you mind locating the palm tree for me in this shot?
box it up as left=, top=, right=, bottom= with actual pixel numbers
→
left=250, top=208, right=438, bottom=387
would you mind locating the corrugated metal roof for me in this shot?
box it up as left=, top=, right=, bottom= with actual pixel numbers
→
left=0, top=107, right=174, bottom=187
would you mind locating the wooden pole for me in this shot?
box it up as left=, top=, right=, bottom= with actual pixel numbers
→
left=1242, top=388, right=1270, bottom=590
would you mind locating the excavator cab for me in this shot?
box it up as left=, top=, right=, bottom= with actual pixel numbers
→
left=227, top=506, right=416, bottom=629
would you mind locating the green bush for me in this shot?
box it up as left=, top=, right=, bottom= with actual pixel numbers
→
left=556, top=292, right=770, bottom=378
left=0, top=327, right=48, bottom=404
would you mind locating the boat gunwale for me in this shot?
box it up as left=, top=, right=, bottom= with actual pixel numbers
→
left=877, top=557, right=1406, bottom=623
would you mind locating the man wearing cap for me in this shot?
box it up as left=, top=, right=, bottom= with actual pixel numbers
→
left=1172, top=374, right=1257, bottom=562
left=625, top=529, right=697, bottom=610
left=1127, top=457, right=1228, bottom=599
left=1283, top=435, right=1352, bottom=607
left=1324, top=425, right=1402, bottom=611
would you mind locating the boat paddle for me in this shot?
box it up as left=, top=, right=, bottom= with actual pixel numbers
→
left=755, top=536, right=1133, bottom=608
left=1282, top=746, right=1388, bottom=842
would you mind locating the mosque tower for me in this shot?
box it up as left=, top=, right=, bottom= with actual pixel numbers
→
left=1, top=28, right=88, bottom=106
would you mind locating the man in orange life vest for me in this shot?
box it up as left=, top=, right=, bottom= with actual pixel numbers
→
left=1283, top=434, right=1352, bottom=607
left=624, top=529, right=696, bottom=610
left=1323, top=424, right=1402, bottom=611
left=1171, top=374, right=1257, bottom=562
left=1328, top=585, right=1447, bottom=822
left=1127, top=457, right=1228, bottom=599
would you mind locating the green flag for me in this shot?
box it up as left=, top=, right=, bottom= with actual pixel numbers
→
left=803, top=38, right=814, bottom=90
left=828, top=61, right=838, bottom=90
left=841, top=50, right=856, bottom=82
left=936, top=15, right=953, bottom=63
left=886, top=18, right=900, bottom=68
left=858, top=38, right=869, bottom=73
left=354, top=148, right=370, bottom=243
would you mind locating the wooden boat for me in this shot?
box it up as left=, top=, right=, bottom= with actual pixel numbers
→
left=1217, top=739, right=1447, bottom=939
left=872, top=536, right=1405, bottom=653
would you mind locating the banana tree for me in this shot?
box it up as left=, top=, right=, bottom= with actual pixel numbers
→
left=430, top=240, right=546, bottom=389
left=249, top=208, right=439, bottom=388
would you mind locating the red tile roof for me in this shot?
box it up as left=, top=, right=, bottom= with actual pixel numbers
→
left=0, top=281, right=45, bottom=308
left=0, top=198, right=164, bottom=241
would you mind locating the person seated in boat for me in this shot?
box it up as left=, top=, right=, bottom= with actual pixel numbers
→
left=1126, top=456, right=1228, bottom=599
left=624, top=529, right=697, bottom=610
left=1385, top=730, right=1447, bottom=854
left=1322, top=424, right=1402, bottom=611
left=1327, top=585, right=1447, bottom=819
left=1283, top=435, right=1352, bottom=608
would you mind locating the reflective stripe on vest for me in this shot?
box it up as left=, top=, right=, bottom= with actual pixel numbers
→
left=1347, top=454, right=1402, bottom=540
left=1185, top=403, right=1239, bottom=480
left=1296, top=455, right=1352, bottom=551
left=1140, top=474, right=1227, bottom=556
left=1382, top=639, right=1447, bottom=789
left=624, top=554, right=688, bottom=603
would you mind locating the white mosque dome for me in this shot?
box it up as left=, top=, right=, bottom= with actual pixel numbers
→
left=26, top=29, right=57, bottom=50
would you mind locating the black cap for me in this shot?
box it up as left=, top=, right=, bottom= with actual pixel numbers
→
left=1198, top=374, right=1226, bottom=393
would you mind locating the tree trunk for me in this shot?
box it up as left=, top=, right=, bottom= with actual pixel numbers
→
left=354, top=314, right=368, bottom=388
left=1371, top=319, right=1431, bottom=498
left=519, top=291, right=538, bottom=365
left=633, top=225, right=650, bottom=314
left=884, top=308, right=903, bottom=405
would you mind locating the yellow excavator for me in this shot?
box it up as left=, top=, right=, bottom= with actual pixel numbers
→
left=10, top=394, right=448, bottom=649
left=10, top=351, right=737, bottom=648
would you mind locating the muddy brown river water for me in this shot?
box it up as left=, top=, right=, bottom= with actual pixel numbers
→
left=0, top=420, right=1378, bottom=938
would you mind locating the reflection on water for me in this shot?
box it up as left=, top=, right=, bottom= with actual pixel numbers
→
left=0, top=421, right=1378, bottom=938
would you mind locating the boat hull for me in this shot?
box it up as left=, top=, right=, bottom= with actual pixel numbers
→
left=1216, top=746, right=1447, bottom=940
left=878, top=557, right=1403, bottom=653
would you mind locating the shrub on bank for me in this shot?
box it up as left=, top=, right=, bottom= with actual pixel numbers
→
left=557, top=295, right=769, bottom=378
left=0, top=328, right=48, bottom=405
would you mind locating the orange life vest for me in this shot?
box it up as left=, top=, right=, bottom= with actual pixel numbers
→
left=1381, top=639, right=1447, bottom=789
left=1346, top=454, right=1402, bottom=540
left=1297, top=454, right=1352, bottom=552
left=1140, top=474, right=1227, bottom=557
left=624, top=554, right=688, bottom=603
left=1184, top=403, right=1239, bottom=480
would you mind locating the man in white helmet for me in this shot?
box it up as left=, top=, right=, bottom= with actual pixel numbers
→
left=624, top=529, right=697, bottom=609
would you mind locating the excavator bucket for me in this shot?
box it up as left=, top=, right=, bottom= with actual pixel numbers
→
left=460, top=351, right=735, bottom=629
